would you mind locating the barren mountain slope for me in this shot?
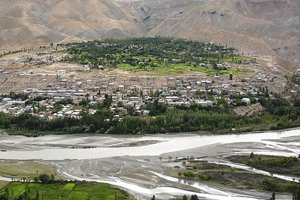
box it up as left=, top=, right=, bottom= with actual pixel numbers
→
left=0, top=0, right=142, bottom=48
left=0, top=0, right=299, bottom=66
left=138, top=0, right=300, bottom=65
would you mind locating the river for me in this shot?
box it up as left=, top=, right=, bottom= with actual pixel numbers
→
left=0, top=128, right=299, bottom=199
left=0, top=129, right=299, bottom=160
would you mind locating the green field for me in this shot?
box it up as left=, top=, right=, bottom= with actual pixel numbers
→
left=0, top=182, right=133, bottom=200
left=118, top=63, right=250, bottom=76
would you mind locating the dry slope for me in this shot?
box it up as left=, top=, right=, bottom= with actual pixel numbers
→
left=0, top=0, right=299, bottom=66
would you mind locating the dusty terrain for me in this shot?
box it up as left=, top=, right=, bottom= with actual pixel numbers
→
left=0, top=0, right=299, bottom=66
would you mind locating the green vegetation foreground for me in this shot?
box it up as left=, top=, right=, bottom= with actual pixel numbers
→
left=0, top=181, right=133, bottom=200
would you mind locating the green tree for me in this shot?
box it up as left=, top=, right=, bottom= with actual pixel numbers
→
left=102, top=94, right=112, bottom=108
left=294, top=96, right=300, bottom=107
left=293, top=188, right=300, bottom=200
left=35, top=191, right=40, bottom=200
left=270, top=192, right=275, bottom=200
left=4, top=188, right=9, bottom=199
left=39, top=174, right=50, bottom=183
left=51, top=174, right=55, bottom=181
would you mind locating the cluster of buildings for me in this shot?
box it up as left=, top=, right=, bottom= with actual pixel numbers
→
left=0, top=67, right=269, bottom=120
left=0, top=51, right=299, bottom=121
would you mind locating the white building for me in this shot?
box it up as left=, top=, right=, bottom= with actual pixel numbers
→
left=83, top=65, right=90, bottom=71
left=57, top=70, right=66, bottom=78
left=196, top=100, right=213, bottom=107
left=241, top=98, right=251, bottom=105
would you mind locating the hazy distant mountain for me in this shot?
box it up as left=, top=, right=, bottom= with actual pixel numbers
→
left=0, top=0, right=299, bottom=65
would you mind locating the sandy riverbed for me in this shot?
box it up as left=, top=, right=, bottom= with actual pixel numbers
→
left=0, top=128, right=299, bottom=199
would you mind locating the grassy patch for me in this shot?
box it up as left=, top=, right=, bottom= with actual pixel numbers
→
left=63, top=183, right=76, bottom=191
left=222, top=56, right=247, bottom=63
left=0, top=161, right=57, bottom=179
left=228, top=155, right=300, bottom=176
left=118, top=63, right=251, bottom=76
left=175, top=161, right=300, bottom=193
left=7, top=182, right=26, bottom=196
left=0, top=181, right=8, bottom=189
left=0, top=182, right=134, bottom=200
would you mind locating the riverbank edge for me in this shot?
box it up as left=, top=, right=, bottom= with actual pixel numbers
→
left=2, top=125, right=300, bottom=138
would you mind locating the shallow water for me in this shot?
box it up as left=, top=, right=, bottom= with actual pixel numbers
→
left=0, top=129, right=299, bottom=160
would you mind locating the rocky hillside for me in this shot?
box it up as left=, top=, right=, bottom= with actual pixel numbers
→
left=0, top=0, right=299, bottom=65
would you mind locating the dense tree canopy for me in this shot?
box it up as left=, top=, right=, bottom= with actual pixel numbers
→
left=64, top=37, right=238, bottom=68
